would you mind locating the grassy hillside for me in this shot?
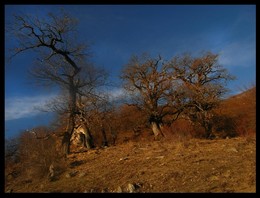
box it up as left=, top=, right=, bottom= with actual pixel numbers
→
left=217, top=86, right=256, bottom=136
left=5, top=137, right=255, bottom=193
left=5, top=87, right=256, bottom=193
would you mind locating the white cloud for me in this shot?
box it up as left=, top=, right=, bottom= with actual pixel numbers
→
left=5, top=94, right=57, bottom=121
left=98, top=87, right=126, bottom=102
left=218, top=40, right=256, bottom=68
left=107, top=88, right=125, bottom=99
left=5, top=89, right=126, bottom=121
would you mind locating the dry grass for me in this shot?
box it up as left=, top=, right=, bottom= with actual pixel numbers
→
left=5, top=87, right=256, bottom=193
left=5, top=136, right=255, bottom=193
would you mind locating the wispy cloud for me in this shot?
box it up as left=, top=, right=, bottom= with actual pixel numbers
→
left=5, top=89, right=126, bottom=121
left=5, top=94, right=57, bottom=121
left=107, top=88, right=125, bottom=99
left=218, top=40, right=256, bottom=68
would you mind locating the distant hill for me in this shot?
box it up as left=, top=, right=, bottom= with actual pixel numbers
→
left=216, top=86, right=256, bottom=136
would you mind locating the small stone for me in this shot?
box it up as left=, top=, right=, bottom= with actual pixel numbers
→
left=209, top=175, right=219, bottom=181
left=127, top=183, right=135, bottom=193
left=78, top=172, right=86, bottom=177
left=228, top=147, right=238, bottom=153
left=116, top=186, right=123, bottom=193
left=6, top=189, right=13, bottom=193
left=65, top=173, right=71, bottom=178
left=155, top=156, right=164, bottom=159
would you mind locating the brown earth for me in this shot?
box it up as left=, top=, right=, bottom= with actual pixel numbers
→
left=5, top=135, right=256, bottom=193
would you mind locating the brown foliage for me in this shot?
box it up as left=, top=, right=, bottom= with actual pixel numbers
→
left=16, top=127, right=66, bottom=180
left=216, top=86, right=256, bottom=137
left=163, top=118, right=194, bottom=139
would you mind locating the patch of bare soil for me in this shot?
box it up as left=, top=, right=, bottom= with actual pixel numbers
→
left=5, top=136, right=255, bottom=193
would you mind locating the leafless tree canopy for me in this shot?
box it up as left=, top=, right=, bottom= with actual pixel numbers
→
left=121, top=53, right=184, bottom=138
left=168, top=52, right=235, bottom=138
left=121, top=52, right=235, bottom=139
left=7, top=10, right=107, bottom=155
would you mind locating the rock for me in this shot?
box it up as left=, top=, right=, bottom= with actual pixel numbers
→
left=116, top=186, right=123, bottom=193
left=209, top=175, right=219, bottom=181
left=127, top=183, right=135, bottom=193
left=6, top=189, right=13, bottom=193
left=65, top=173, right=71, bottom=178
left=65, top=170, right=78, bottom=178
left=119, top=157, right=129, bottom=161
left=78, top=172, right=86, bottom=178
left=155, top=156, right=165, bottom=159
left=228, top=147, right=238, bottom=153
left=49, top=164, right=55, bottom=178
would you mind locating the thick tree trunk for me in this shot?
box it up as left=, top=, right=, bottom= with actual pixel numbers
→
left=204, top=121, right=213, bottom=139
left=151, top=121, right=164, bottom=140
left=81, top=123, right=94, bottom=149
left=62, top=132, right=71, bottom=157
left=62, top=77, right=77, bottom=157
left=79, top=132, right=86, bottom=147
left=110, top=127, right=117, bottom=145
left=202, top=112, right=213, bottom=139
left=101, top=126, right=108, bottom=147
left=62, top=113, right=75, bottom=157
left=149, top=114, right=165, bottom=140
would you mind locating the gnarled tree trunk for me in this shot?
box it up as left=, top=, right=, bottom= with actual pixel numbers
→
left=81, top=123, right=94, bottom=149
left=62, top=114, right=75, bottom=157
left=151, top=122, right=164, bottom=140
left=149, top=115, right=165, bottom=140
left=101, top=126, right=108, bottom=147
left=62, top=78, right=77, bottom=157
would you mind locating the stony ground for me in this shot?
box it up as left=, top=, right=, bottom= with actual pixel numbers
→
left=5, top=136, right=256, bottom=193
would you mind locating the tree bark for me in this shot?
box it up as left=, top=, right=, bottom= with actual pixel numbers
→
left=101, top=126, right=108, bottom=147
left=201, top=111, right=213, bottom=139
left=151, top=121, right=164, bottom=140
left=62, top=132, right=72, bottom=157
left=204, top=121, right=213, bottom=139
left=149, top=114, right=165, bottom=140
left=61, top=77, right=78, bottom=157
left=110, top=127, right=117, bottom=145
left=81, top=123, right=94, bottom=149
left=79, top=132, right=86, bottom=147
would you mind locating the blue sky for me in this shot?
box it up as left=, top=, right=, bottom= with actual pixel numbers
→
left=5, top=5, right=256, bottom=139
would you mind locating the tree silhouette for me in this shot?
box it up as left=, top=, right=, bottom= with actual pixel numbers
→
left=7, top=10, right=106, bottom=156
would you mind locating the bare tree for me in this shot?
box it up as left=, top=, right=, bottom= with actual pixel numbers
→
left=92, top=96, right=115, bottom=147
left=74, top=93, right=116, bottom=148
left=121, top=53, right=184, bottom=140
left=17, top=127, right=64, bottom=179
left=7, top=11, right=106, bottom=156
left=169, top=52, right=235, bottom=138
